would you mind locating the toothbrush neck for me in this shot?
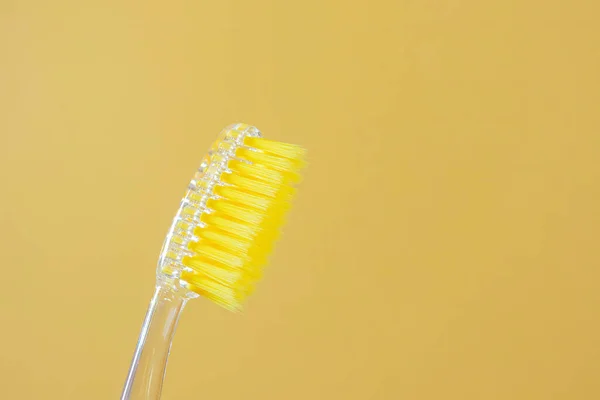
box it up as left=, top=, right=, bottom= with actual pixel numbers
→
left=121, top=284, right=188, bottom=400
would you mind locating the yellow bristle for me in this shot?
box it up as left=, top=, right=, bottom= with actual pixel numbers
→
left=194, top=227, right=253, bottom=255
left=220, top=173, right=280, bottom=197
left=176, top=131, right=306, bottom=311
left=235, top=147, right=304, bottom=172
left=187, top=242, right=248, bottom=268
left=205, top=198, right=264, bottom=225
left=244, top=136, right=308, bottom=160
left=228, top=159, right=302, bottom=184
left=200, top=213, right=258, bottom=238
left=213, top=186, right=273, bottom=211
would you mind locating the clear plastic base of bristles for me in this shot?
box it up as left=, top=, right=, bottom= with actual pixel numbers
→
left=155, top=123, right=262, bottom=298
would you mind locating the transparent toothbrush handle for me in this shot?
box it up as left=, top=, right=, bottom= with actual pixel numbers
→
left=121, top=285, right=188, bottom=400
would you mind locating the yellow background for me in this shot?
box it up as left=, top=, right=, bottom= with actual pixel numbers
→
left=1, top=1, right=599, bottom=399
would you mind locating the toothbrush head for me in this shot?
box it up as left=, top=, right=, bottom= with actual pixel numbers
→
left=157, top=124, right=306, bottom=311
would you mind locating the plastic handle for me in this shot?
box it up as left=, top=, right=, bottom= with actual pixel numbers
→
left=121, top=285, right=188, bottom=400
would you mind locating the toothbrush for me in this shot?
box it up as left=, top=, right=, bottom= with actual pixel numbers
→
left=120, top=123, right=306, bottom=400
